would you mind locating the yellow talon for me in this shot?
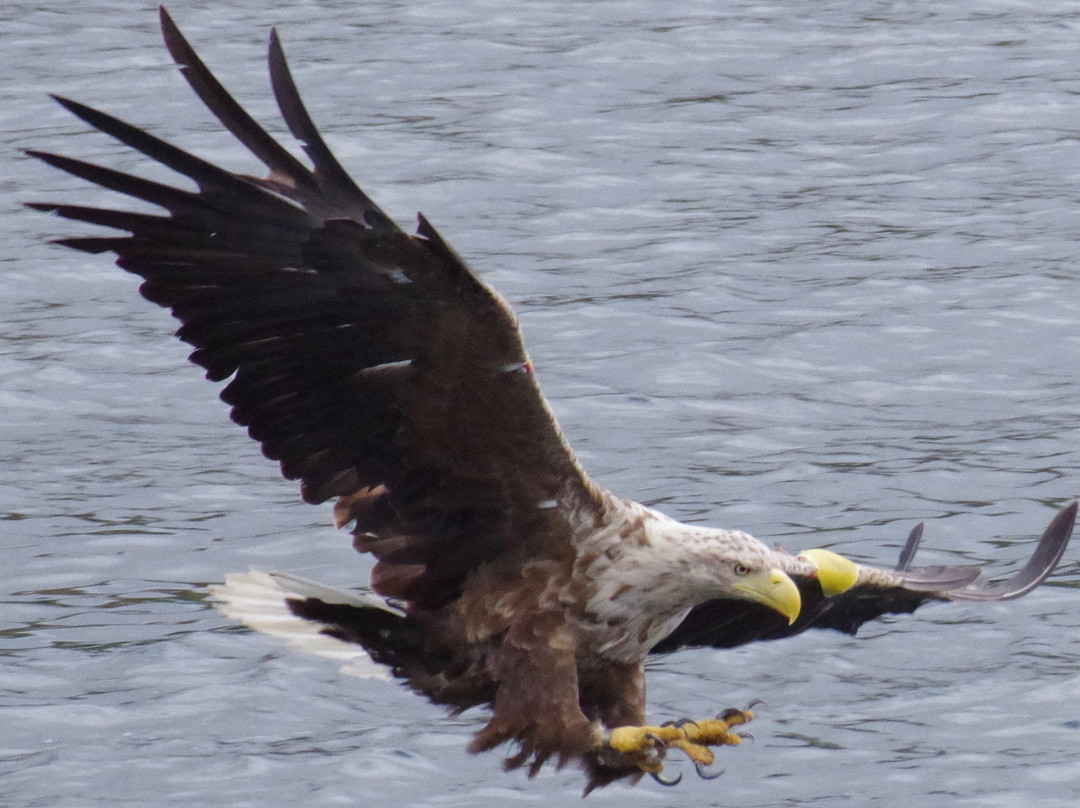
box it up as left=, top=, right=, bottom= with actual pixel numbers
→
left=602, top=707, right=755, bottom=779
left=682, top=715, right=746, bottom=745
left=606, top=723, right=681, bottom=753
left=668, top=737, right=716, bottom=766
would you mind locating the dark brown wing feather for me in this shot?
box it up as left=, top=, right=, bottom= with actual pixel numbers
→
left=29, top=7, right=602, bottom=609
left=652, top=502, right=1076, bottom=653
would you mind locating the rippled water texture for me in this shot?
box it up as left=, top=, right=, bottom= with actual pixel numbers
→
left=3, top=1, right=1080, bottom=806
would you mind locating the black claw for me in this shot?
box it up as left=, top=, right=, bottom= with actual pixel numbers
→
left=650, top=767, right=683, bottom=787
left=661, top=718, right=699, bottom=731
left=644, top=732, right=668, bottom=749
left=717, top=708, right=745, bottom=722
left=745, top=698, right=766, bottom=711
left=694, top=760, right=725, bottom=780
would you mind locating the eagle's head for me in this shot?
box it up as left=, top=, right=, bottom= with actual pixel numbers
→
left=727, top=561, right=802, bottom=625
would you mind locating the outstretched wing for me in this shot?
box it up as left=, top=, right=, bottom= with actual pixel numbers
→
left=652, top=501, right=1076, bottom=653
left=29, top=8, right=605, bottom=609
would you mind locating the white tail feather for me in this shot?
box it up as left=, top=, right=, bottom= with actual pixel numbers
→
left=209, top=570, right=402, bottom=680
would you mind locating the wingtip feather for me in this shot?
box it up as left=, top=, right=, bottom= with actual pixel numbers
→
left=946, top=502, right=1075, bottom=602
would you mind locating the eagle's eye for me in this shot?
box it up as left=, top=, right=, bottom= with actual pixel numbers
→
left=732, top=563, right=752, bottom=577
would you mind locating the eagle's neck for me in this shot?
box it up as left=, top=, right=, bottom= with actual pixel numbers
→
left=573, top=498, right=765, bottom=664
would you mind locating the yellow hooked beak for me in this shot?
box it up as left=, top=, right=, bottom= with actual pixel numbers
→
left=798, top=548, right=860, bottom=596
left=733, top=568, right=801, bottom=625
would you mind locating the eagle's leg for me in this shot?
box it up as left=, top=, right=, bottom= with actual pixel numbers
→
left=601, top=705, right=754, bottom=779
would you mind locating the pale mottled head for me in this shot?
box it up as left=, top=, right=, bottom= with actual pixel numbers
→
left=665, top=526, right=803, bottom=624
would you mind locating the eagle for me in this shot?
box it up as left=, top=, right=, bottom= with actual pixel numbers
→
left=29, top=7, right=1075, bottom=792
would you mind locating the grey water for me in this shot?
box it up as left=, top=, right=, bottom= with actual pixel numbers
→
left=2, top=0, right=1080, bottom=806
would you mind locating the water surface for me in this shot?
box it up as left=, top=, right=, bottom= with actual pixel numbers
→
left=3, top=1, right=1080, bottom=806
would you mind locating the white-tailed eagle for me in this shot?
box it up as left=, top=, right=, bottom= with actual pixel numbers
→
left=28, top=7, right=1075, bottom=792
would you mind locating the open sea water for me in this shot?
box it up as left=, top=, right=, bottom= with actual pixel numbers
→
left=2, top=1, right=1079, bottom=806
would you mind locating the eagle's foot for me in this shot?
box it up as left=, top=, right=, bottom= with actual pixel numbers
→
left=601, top=704, right=756, bottom=783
